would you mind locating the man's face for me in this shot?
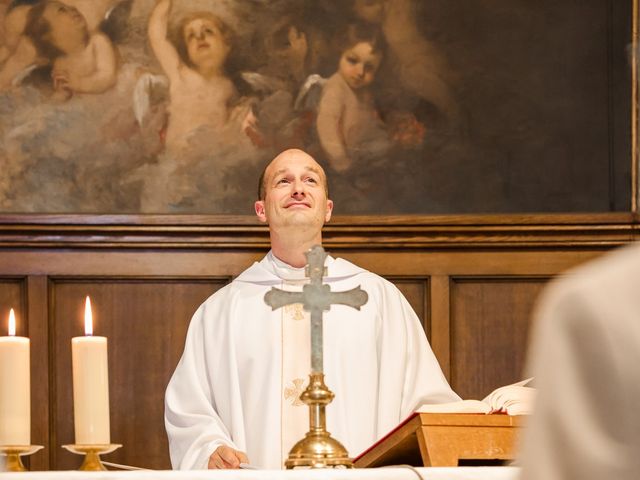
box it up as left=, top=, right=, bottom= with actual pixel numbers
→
left=255, top=151, right=333, bottom=232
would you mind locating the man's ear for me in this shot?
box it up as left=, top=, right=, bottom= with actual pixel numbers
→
left=255, top=200, right=267, bottom=223
left=324, top=199, right=334, bottom=223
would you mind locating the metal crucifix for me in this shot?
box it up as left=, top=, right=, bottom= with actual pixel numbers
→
left=264, top=245, right=368, bottom=373
left=264, top=245, right=369, bottom=468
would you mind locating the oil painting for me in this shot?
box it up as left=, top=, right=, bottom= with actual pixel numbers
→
left=0, top=0, right=632, bottom=214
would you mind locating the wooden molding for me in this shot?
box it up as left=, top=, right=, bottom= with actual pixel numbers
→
left=0, top=213, right=637, bottom=249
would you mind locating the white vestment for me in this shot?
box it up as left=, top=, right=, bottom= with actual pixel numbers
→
left=519, top=242, right=640, bottom=480
left=165, top=252, right=459, bottom=469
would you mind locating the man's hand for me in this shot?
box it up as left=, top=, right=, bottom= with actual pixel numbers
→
left=208, top=445, right=249, bottom=469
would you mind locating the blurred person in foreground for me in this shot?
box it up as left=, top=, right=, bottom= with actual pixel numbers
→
left=519, top=242, right=640, bottom=480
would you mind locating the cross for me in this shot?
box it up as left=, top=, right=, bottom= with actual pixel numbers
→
left=264, top=245, right=369, bottom=373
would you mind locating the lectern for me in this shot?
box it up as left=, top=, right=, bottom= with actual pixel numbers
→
left=355, top=413, right=526, bottom=467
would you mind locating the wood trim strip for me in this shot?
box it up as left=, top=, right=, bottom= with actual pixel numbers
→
left=26, top=276, right=50, bottom=471
left=429, top=276, right=451, bottom=380
left=0, top=213, right=637, bottom=249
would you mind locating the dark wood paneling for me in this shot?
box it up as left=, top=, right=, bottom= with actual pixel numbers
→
left=27, top=276, right=50, bottom=471
left=49, top=279, right=229, bottom=470
left=386, top=278, right=430, bottom=338
left=429, top=276, right=451, bottom=378
left=0, top=213, right=635, bottom=249
left=0, top=278, right=47, bottom=470
left=0, top=213, right=635, bottom=471
left=0, top=279, right=25, bottom=335
left=450, top=277, right=548, bottom=400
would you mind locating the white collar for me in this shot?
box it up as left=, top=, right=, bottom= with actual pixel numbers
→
left=235, top=250, right=366, bottom=284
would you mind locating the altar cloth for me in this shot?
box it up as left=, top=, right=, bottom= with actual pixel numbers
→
left=0, top=467, right=519, bottom=480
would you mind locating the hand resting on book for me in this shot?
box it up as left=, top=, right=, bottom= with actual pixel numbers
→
left=416, top=378, right=535, bottom=415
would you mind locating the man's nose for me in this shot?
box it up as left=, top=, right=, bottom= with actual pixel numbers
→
left=355, top=65, right=365, bottom=77
left=291, top=179, right=306, bottom=197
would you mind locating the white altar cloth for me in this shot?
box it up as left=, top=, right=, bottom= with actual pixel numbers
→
left=0, top=467, right=519, bottom=480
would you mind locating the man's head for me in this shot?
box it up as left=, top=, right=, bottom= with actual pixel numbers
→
left=255, top=149, right=333, bottom=234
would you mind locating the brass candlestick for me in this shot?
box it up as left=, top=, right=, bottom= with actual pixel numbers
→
left=0, top=445, right=43, bottom=472
left=285, top=373, right=353, bottom=469
left=62, top=444, right=121, bottom=471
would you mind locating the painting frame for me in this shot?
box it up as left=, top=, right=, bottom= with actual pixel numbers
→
left=0, top=0, right=637, bottom=218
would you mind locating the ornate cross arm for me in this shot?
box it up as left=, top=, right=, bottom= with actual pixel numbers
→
left=320, top=287, right=368, bottom=311
left=264, top=245, right=370, bottom=374
left=264, top=289, right=304, bottom=310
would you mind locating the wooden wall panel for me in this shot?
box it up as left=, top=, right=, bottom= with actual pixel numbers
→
left=449, top=277, right=548, bottom=400
left=0, top=279, right=25, bottom=334
left=27, top=276, right=50, bottom=471
left=0, top=278, right=49, bottom=471
left=0, top=213, right=634, bottom=471
left=386, top=277, right=430, bottom=337
left=49, top=279, right=229, bottom=470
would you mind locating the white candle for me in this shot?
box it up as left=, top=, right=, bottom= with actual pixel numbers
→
left=0, top=309, right=31, bottom=446
left=71, top=297, right=110, bottom=445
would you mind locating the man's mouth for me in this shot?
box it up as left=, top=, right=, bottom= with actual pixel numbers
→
left=285, top=202, right=310, bottom=208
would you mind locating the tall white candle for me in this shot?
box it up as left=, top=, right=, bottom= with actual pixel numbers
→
left=71, top=297, right=110, bottom=445
left=0, top=309, right=31, bottom=446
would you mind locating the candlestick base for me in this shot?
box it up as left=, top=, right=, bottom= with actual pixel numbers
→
left=62, top=444, right=121, bottom=471
left=0, top=445, right=44, bottom=472
left=285, top=373, right=353, bottom=469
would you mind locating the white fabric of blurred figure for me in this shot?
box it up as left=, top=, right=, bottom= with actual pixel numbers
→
left=519, top=242, right=640, bottom=480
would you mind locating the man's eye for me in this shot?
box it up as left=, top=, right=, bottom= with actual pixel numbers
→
left=306, top=178, right=317, bottom=183
left=277, top=178, right=289, bottom=184
left=347, top=56, right=359, bottom=65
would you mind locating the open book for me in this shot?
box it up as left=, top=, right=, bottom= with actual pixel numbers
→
left=417, top=378, right=535, bottom=415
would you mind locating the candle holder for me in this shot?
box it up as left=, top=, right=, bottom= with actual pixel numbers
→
left=285, top=373, right=352, bottom=468
left=62, top=444, right=121, bottom=471
left=0, top=445, right=43, bottom=472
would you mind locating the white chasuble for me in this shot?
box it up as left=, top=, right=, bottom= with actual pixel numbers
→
left=280, top=280, right=311, bottom=465
left=165, top=251, right=460, bottom=470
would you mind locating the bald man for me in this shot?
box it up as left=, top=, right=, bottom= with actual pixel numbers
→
left=164, top=149, right=459, bottom=470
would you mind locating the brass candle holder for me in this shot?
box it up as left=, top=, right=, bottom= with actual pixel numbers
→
left=62, top=444, right=121, bottom=471
left=0, top=445, right=43, bottom=472
left=285, top=373, right=353, bottom=469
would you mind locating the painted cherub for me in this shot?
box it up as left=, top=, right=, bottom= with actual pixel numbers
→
left=0, top=0, right=122, bottom=91
left=0, top=1, right=39, bottom=89
left=69, top=0, right=122, bottom=33
left=316, top=23, right=390, bottom=172
left=21, top=0, right=117, bottom=99
left=349, top=0, right=460, bottom=124
left=148, top=0, right=251, bottom=154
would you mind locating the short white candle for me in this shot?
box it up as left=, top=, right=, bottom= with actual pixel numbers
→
left=0, top=309, right=31, bottom=446
left=71, top=297, right=110, bottom=445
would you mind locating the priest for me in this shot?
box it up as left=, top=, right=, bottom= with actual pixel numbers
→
left=164, top=148, right=460, bottom=469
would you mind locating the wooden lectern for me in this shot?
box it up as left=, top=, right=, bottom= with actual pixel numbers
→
left=354, top=413, right=526, bottom=468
